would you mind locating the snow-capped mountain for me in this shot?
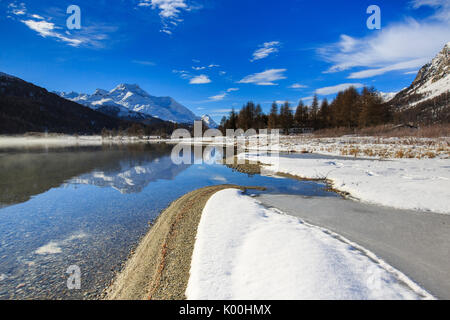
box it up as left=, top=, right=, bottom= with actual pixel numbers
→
left=390, top=42, right=449, bottom=111
left=201, top=114, right=218, bottom=128
left=58, top=84, right=197, bottom=124
left=0, top=72, right=129, bottom=134
left=379, top=91, right=398, bottom=102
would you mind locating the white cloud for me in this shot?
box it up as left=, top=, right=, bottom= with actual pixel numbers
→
left=319, top=4, right=450, bottom=78
left=348, top=58, right=428, bottom=79
left=19, top=18, right=116, bottom=48
left=238, top=69, right=287, bottom=86
left=209, top=93, right=227, bottom=101
left=173, top=69, right=191, bottom=79
left=138, top=0, right=200, bottom=34
left=209, top=88, right=239, bottom=101
left=315, top=83, right=364, bottom=95
left=31, top=14, right=44, bottom=20
left=21, top=19, right=82, bottom=47
left=411, top=0, right=450, bottom=21
left=138, top=0, right=188, bottom=18
left=289, top=83, right=308, bottom=89
left=275, top=100, right=292, bottom=105
left=190, top=74, right=211, bottom=84
left=192, top=66, right=206, bottom=70
left=8, top=2, right=26, bottom=15
left=8, top=3, right=114, bottom=48
left=251, top=41, right=281, bottom=61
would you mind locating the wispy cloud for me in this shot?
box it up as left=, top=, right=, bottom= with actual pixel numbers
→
left=132, top=60, right=156, bottom=66
left=315, top=83, right=364, bottom=95
left=209, top=93, right=227, bottom=101
left=173, top=69, right=192, bottom=79
left=209, top=108, right=233, bottom=116
left=238, top=69, right=287, bottom=86
left=138, top=0, right=201, bottom=34
left=251, top=41, right=281, bottom=61
left=348, top=58, right=428, bottom=79
left=289, top=83, right=308, bottom=89
left=21, top=19, right=83, bottom=47
left=190, top=74, right=211, bottom=84
left=411, top=0, right=450, bottom=21
left=8, top=2, right=26, bottom=15
left=318, top=3, right=450, bottom=78
left=7, top=2, right=116, bottom=48
left=208, top=88, right=239, bottom=101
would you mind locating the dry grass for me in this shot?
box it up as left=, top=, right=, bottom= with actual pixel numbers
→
left=314, top=123, right=450, bottom=138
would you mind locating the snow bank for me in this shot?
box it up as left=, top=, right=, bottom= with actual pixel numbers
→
left=186, top=189, right=432, bottom=300
left=241, top=153, right=450, bottom=214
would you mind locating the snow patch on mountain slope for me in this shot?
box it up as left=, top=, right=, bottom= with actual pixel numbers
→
left=379, top=91, right=398, bottom=102
left=397, top=42, right=449, bottom=109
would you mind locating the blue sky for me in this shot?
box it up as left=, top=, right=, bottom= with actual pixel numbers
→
left=1, top=0, right=449, bottom=122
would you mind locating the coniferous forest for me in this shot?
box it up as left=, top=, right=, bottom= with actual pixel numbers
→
left=218, top=86, right=449, bottom=134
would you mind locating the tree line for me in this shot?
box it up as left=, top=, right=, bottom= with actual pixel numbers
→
left=219, top=86, right=391, bottom=133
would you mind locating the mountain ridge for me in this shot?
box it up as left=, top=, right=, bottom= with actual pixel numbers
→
left=57, top=84, right=198, bottom=124
left=390, top=42, right=449, bottom=123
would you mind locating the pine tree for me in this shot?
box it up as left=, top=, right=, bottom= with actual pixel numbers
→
left=279, top=102, right=293, bottom=133
left=229, top=108, right=238, bottom=130
left=295, top=100, right=305, bottom=127
left=268, top=102, right=279, bottom=129
left=318, top=98, right=329, bottom=129
left=310, top=95, right=319, bottom=129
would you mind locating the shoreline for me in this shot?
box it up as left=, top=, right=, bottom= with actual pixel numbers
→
left=1, top=134, right=448, bottom=160
left=102, top=182, right=445, bottom=299
left=257, top=194, right=450, bottom=299
left=102, top=185, right=263, bottom=300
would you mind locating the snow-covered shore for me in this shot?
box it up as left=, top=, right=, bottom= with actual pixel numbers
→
left=186, top=189, right=433, bottom=300
left=240, top=153, right=450, bottom=214
left=169, top=134, right=449, bottom=160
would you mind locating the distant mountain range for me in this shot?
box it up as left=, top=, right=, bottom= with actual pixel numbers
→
left=0, top=73, right=141, bottom=134
left=388, top=42, right=449, bottom=123
left=0, top=73, right=218, bottom=134
left=56, top=84, right=198, bottom=124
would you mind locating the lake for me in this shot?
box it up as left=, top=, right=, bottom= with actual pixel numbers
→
left=0, top=143, right=337, bottom=299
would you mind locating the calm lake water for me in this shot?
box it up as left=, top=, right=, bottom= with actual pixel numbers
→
left=0, top=143, right=337, bottom=299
